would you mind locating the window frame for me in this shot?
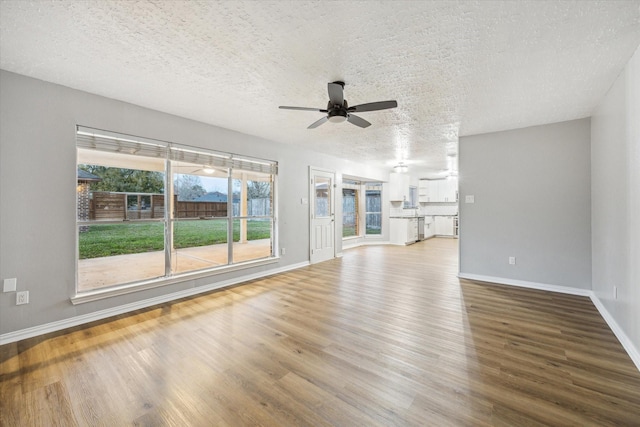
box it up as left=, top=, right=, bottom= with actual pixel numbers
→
left=364, top=183, right=383, bottom=237
left=341, top=179, right=383, bottom=240
left=75, top=126, right=278, bottom=302
left=342, top=182, right=360, bottom=239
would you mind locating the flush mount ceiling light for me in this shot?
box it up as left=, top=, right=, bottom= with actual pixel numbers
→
left=394, top=163, right=408, bottom=173
left=202, top=166, right=215, bottom=174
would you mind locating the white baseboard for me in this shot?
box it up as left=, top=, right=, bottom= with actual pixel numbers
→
left=589, top=295, right=640, bottom=372
left=342, top=239, right=390, bottom=250
left=0, top=261, right=310, bottom=345
left=457, top=272, right=592, bottom=296
left=458, top=272, right=640, bottom=373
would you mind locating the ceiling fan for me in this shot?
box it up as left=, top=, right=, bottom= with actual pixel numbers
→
left=279, top=81, right=397, bottom=129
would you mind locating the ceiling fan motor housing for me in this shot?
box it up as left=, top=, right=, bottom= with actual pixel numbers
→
left=279, top=81, right=396, bottom=128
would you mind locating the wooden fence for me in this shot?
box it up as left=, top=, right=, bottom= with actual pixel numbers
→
left=175, top=201, right=227, bottom=218
left=90, top=192, right=227, bottom=220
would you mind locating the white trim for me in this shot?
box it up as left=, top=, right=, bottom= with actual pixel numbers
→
left=71, top=257, right=280, bottom=304
left=342, top=239, right=390, bottom=251
left=590, top=295, right=640, bottom=372
left=457, top=273, right=592, bottom=296
left=0, top=261, right=309, bottom=346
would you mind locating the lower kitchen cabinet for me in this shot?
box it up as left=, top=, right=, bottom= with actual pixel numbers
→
left=424, top=216, right=435, bottom=239
left=434, top=216, right=455, bottom=236
left=390, top=217, right=419, bottom=245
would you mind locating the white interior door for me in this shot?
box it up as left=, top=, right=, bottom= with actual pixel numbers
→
left=310, top=168, right=335, bottom=264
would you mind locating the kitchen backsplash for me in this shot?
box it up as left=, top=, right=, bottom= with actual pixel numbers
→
left=390, top=207, right=418, bottom=217
left=419, top=204, right=458, bottom=216
left=390, top=206, right=458, bottom=216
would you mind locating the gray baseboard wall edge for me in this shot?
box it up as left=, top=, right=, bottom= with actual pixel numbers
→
left=457, top=272, right=640, bottom=372
left=0, top=261, right=310, bottom=346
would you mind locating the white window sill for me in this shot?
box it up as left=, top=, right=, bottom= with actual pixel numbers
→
left=342, top=235, right=361, bottom=241
left=71, top=257, right=279, bottom=305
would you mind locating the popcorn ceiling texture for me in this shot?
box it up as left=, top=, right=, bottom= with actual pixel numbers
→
left=1, top=1, right=639, bottom=175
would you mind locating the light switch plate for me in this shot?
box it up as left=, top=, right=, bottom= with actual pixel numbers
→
left=465, top=195, right=475, bottom=203
left=3, top=278, right=17, bottom=292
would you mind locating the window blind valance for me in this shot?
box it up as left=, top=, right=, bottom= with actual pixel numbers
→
left=76, top=130, right=167, bottom=159
left=76, top=126, right=277, bottom=175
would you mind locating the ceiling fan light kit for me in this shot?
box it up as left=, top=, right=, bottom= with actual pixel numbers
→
left=280, top=81, right=397, bottom=129
left=394, top=163, right=408, bottom=173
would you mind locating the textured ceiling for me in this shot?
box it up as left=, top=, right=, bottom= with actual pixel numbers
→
left=2, top=1, right=640, bottom=177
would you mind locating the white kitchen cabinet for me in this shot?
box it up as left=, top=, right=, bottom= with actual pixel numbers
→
left=437, top=179, right=458, bottom=202
left=435, top=216, right=455, bottom=236
left=418, top=180, right=432, bottom=202
left=418, top=179, right=438, bottom=202
left=423, top=216, right=435, bottom=239
left=389, top=172, right=410, bottom=202
left=390, top=217, right=418, bottom=245
left=419, top=178, right=458, bottom=203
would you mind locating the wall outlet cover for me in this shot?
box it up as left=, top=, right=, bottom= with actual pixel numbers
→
left=465, top=195, right=475, bottom=203
left=16, top=290, right=29, bottom=305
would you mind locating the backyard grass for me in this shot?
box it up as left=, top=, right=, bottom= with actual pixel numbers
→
left=79, top=220, right=271, bottom=259
left=343, top=226, right=380, bottom=238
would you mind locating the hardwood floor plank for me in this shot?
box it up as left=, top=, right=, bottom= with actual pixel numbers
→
left=1, top=238, right=639, bottom=425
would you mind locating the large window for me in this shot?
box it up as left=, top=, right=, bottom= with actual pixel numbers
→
left=76, top=127, right=277, bottom=294
left=342, top=182, right=359, bottom=237
left=341, top=179, right=382, bottom=239
left=365, top=184, right=382, bottom=235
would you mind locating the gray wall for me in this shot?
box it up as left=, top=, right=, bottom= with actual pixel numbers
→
left=591, top=45, right=640, bottom=353
left=0, top=70, right=389, bottom=336
left=459, top=119, right=592, bottom=289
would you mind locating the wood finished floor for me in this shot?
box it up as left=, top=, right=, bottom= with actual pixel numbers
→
left=1, top=238, right=639, bottom=426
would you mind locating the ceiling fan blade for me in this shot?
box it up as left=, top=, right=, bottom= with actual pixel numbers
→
left=308, top=116, right=329, bottom=129
left=327, top=82, right=344, bottom=106
left=279, top=106, right=327, bottom=112
left=347, top=114, right=371, bottom=128
left=348, top=100, right=398, bottom=113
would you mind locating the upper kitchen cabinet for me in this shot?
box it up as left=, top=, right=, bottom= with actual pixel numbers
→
left=419, top=178, right=458, bottom=203
left=437, top=179, right=458, bottom=202
left=389, top=172, right=410, bottom=202
left=418, top=179, right=431, bottom=202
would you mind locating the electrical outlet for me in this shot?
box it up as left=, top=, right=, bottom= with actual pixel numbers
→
left=509, top=256, right=516, bottom=265
left=16, top=291, right=29, bottom=305
left=280, top=247, right=286, bottom=255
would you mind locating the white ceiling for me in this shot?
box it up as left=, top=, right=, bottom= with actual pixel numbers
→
left=2, top=1, right=640, bottom=177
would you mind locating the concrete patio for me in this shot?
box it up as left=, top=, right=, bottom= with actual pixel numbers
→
left=77, top=239, right=271, bottom=292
